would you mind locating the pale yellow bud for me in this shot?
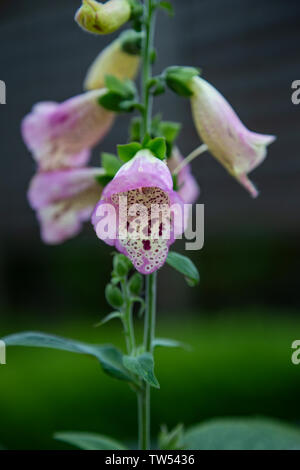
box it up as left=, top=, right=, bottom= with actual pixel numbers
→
left=75, top=0, right=131, bottom=35
left=84, top=38, right=140, bottom=90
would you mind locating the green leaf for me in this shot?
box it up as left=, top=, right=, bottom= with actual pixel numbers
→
left=95, top=174, right=113, bottom=187
left=118, top=100, right=136, bottom=112
left=166, top=252, right=200, bottom=287
left=128, top=0, right=144, bottom=21
left=172, top=173, right=178, bottom=190
left=99, top=92, right=125, bottom=112
left=142, top=132, right=151, bottom=147
left=101, top=153, right=123, bottom=176
left=123, top=352, right=160, bottom=388
left=117, top=142, right=142, bottom=162
left=159, top=424, right=184, bottom=450
left=95, top=312, right=123, bottom=327
left=165, top=66, right=200, bottom=97
left=129, top=117, right=141, bottom=141
left=104, top=75, right=135, bottom=99
left=54, top=432, right=127, bottom=450
left=2, top=332, right=132, bottom=382
left=159, top=1, right=174, bottom=16
left=160, top=121, right=181, bottom=143
left=153, top=338, right=190, bottom=350
left=151, top=113, right=163, bottom=135
left=146, top=137, right=166, bottom=160
left=184, top=418, right=300, bottom=450
left=119, top=29, right=143, bottom=56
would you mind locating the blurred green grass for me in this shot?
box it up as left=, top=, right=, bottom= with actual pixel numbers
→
left=1, top=309, right=300, bottom=449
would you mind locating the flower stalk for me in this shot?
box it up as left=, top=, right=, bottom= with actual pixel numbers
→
left=120, top=278, right=136, bottom=353
left=172, top=144, right=208, bottom=176
left=141, top=0, right=156, bottom=137
left=138, top=0, right=157, bottom=450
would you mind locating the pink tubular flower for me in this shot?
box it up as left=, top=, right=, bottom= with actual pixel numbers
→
left=21, top=90, right=114, bottom=171
left=28, top=168, right=104, bottom=244
left=190, top=76, right=276, bottom=197
left=92, top=150, right=185, bottom=274
left=167, top=147, right=200, bottom=204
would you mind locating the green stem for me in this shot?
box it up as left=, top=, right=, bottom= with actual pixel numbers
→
left=121, top=279, right=135, bottom=354
left=141, top=0, right=156, bottom=138
left=144, top=272, right=157, bottom=353
left=138, top=0, right=156, bottom=450
left=138, top=0, right=157, bottom=451
left=172, top=144, right=208, bottom=176
left=138, top=272, right=157, bottom=450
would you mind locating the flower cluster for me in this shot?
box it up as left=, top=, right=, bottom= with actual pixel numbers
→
left=21, top=1, right=275, bottom=273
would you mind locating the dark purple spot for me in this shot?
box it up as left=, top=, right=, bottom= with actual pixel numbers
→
left=142, top=240, right=151, bottom=251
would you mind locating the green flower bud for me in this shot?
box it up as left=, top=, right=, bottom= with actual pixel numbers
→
left=105, top=284, right=124, bottom=309
left=128, top=273, right=143, bottom=296
left=113, top=254, right=130, bottom=277
left=75, top=0, right=131, bottom=35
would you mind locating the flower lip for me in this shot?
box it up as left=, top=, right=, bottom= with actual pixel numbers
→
left=92, top=150, right=186, bottom=274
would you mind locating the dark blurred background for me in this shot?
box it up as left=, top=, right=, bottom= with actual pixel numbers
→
left=0, top=0, right=300, bottom=450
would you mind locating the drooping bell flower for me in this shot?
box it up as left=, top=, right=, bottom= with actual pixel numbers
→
left=21, top=90, right=114, bottom=171
left=190, top=76, right=276, bottom=197
left=75, top=0, right=131, bottom=35
left=28, top=168, right=104, bottom=244
left=167, top=147, right=200, bottom=204
left=84, top=36, right=140, bottom=91
left=92, top=150, right=186, bottom=274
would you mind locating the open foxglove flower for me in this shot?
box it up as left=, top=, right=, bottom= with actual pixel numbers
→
left=190, top=76, right=276, bottom=197
left=167, top=147, right=200, bottom=204
left=28, top=168, right=104, bottom=244
left=92, top=150, right=186, bottom=274
left=21, top=90, right=114, bottom=171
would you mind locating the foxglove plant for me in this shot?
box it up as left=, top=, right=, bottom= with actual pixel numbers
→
left=4, top=0, right=281, bottom=451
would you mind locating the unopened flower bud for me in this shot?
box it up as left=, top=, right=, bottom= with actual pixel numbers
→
left=113, top=254, right=131, bottom=277
left=128, top=273, right=143, bottom=296
left=75, top=0, right=131, bottom=35
left=105, top=284, right=124, bottom=309
left=84, top=34, right=140, bottom=90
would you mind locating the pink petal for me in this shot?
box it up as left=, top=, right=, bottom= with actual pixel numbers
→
left=167, top=147, right=200, bottom=204
left=21, top=90, right=114, bottom=171
left=29, top=167, right=103, bottom=244
left=190, top=77, right=276, bottom=196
